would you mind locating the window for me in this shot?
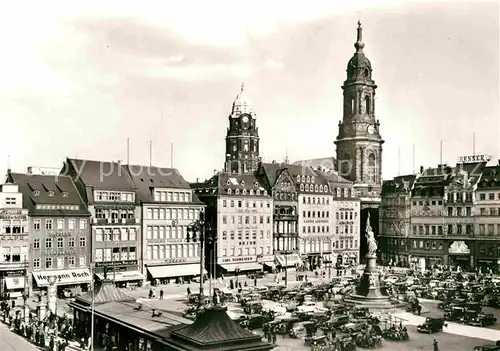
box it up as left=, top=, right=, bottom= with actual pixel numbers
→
left=480, top=193, right=486, bottom=200
left=57, top=257, right=64, bottom=268
left=6, top=197, right=16, bottom=204
left=68, top=219, right=75, bottom=230
left=57, top=237, right=64, bottom=248
left=129, top=228, right=136, bottom=241
left=45, top=238, right=52, bottom=249
left=45, top=257, right=52, bottom=269
left=79, top=219, right=86, bottom=230
left=33, top=238, right=40, bottom=249
left=57, top=219, right=64, bottom=230
left=367, top=153, right=376, bottom=182
left=79, top=256, right=86, bottom=267
left=68, top=237, right=75, bottom=248
left=489, top=193, right=495, bottom=200
left=45, top=219, right=53, bottom=230
left=33, top=258, right=40, bottom=269
left=34, top=220, right=40, bottom=231
left=96, top=229, right=103, bottom=242
left=68, top=256, right=75, bottom=267
left=79, top=237, right=86, bottom=247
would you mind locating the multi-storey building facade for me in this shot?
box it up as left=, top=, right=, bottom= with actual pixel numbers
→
left=258, top=162, right=300, bottom=271
left=378, top=175, right=416, bottom=267
left=0, top=181, right=29, bottom=298
left=474, top=162, right=500, bottom=272
left=124, top=165, right=205, bottom=284
left=9, top=171, right=91, bottom=295
left=192, top=173, right=274, bottom=276
left=224, top=83, right=260, bottom=175
left=327, top=173, right=361, bottom=267
left=290, top=166, right=333, bottom=270
left=64, top=159, right=143, bottom=286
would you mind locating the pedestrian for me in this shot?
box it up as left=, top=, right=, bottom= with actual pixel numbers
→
left=254, top=278, right=257, bottom=287
left=11, top=300, right=14, bottom=309
left=186, top=286, right=191, bottom=296
left=160, top=289, right=164, bottom=300
left=272, top=331, right=277, bottom=344
left=433, top=339, right=439, bottom=351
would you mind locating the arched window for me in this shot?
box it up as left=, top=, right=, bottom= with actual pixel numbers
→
left=242, top=189, right=247, bottom=195
left=300, top=184, right=304, bottom=191
left=368, top=153, right=376, bottom=182
left=235, top=189, right=240, bottom=195
left=227, top=189, right=232, bottom=194
left=365, top=95, right=371, bottom=114
left=301, top=175, right=305, bottom=182
left=305, top=184, right=310, bottom=191
left=341, top=152, right=350, bottom=177
left=344, top=188, right=348, bottom=197
left=311, top=176, right=315, bottom=183
left=319, top=185, right=323, bottom=192
left=297, top=175, right=300, bottom=182
left=256, top=189, right=260, bottom=195
left=336, top=188, right=341, bottom=197
left=263, top=190, right=267, bottom=196
left=351, top=97, right=355, bottom=114
left=325, top=186, right=329, bottom=193
left=306, top=176, right=310, bottom=183
left=314, top=185, right=319, bottom=192
left=249, top=189, right=254, bottom=195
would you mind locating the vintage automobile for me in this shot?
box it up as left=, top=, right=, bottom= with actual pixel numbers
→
left=473, top=344, right=500, bottom=351
left=466, top=312, right=498, bottom=327
left=237, top=314, right=265, bottom=330
left=417, top=317, right=446, bottom=333
left=444, top=306, right=467, bottom=322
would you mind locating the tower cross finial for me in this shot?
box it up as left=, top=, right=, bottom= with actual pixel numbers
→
left=240, top=82, right=245, bottom=93
left=355, top=20, right=365, bottom=52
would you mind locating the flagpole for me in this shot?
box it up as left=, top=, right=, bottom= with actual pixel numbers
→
left=90, top=263, right=94, bottom=351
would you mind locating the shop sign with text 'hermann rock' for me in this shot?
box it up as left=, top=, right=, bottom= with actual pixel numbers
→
left=33, top=268, right=92, bottom=287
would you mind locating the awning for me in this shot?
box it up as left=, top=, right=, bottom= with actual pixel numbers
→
left=263, top=262, right=275, bottom=269
left=350, top=253, right=357, bottom=258
left=275, top=254, right=303, bottom=267
left=220, top=262, right=262, bottom=272
left=5, top=276, right=25, bottom=290
left=33, top=268, right=92, bottom=288
left=95, top=270, right=144, bottom=282
left=147, top=264, right=206, bottom=279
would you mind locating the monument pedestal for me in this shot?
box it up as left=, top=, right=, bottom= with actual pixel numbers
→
left=344, top=256, right=406, bottom=311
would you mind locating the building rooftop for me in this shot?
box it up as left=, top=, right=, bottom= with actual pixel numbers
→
left=7, top=172, right=89, bottom=216
left=477, top=165, right=500, bottom=189
left=192, top=172, right=270, bottom=198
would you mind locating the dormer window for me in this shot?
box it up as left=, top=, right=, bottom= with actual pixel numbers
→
left=263, top=190, right=267, bottom=196
left=344, top=188, right=348, bottom=197
left=301, top=175, right=305, bottom=182
left=305, top=184, right=310, bottom=191
left=319, top=185, right=323, bottom=192
left=256, top=189, right=261, bottom=195
left=62, top=192, right=68, bottom=198
left=249, top=189, right=254, bottom=195
left=33, top=190, right=40, bottom=196
left=297, top=175, right=300, bottom=182
left=226, top=180, right=230, bottom=185
left=235, top=189, right=240, bottom=195
left=48, top=191, right=55, bottom=197
left=306, top=176, right=311, bottom=183
left=300, top=184, right=304, bottom=191
left=337, top=188, right=341, bottom=197
left=242, top=189, right=247, bottom=195
left=240, top=181, right=245, bottom=186
left=314, top=185, right=318, bottom=192
left=254, top=182, right=259, bottom=187
left=227, top=189, right=232, bottom=195
left=311, top=176, right=315, bottom=184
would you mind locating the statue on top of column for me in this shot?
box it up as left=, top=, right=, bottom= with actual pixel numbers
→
left=365, top=213, right=377, bottom=257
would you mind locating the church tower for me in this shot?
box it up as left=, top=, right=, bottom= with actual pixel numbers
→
left=335, top=22, right=384, bottom=202
left=224, top=83, right=260, bottom=174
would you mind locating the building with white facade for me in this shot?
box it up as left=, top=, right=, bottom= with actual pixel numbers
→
left=124, top=165, right=206, bottom=284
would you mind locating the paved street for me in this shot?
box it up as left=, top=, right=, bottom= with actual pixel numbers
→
left=0, top=322, right=40, bottom=351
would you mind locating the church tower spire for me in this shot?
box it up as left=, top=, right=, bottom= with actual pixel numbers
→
left=224, top=83, right=260, bottom=174
left=335, top=22, right=384, bottom=200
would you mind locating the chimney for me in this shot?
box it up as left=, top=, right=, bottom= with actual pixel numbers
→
left=27, top=167, right=33, bottom=174
left=419, top=166, right=424, bottom=174
left=196, top=178, right=199, bottom=183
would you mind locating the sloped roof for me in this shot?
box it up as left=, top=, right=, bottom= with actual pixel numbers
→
left=292, top=157, right=336, bottom=171
left=7, top=172, right=89, bottom=216
left=382, top=174, right=416, bottom=195
left=124, top=165, right=203, bottom=204
left=450, top=162, right=487, bottom=187
left=192, top=172, right=270, bottom=198
left=76, top=280, right=136, bottom=306
left=169, top=306, right=272, bottom=350
left=66, top=158, right=136, bottom=192
left=477, top=165, right=500, bottom=189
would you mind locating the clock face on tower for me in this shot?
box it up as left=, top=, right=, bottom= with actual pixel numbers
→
left=367, top=125, right=374, bottom=135
left=242, top=115, right=249, bottom=123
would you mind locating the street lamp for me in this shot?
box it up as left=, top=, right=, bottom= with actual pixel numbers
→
left=187, top=211, right=216, bottom=305
left=281, top=250, right=292, bottom=286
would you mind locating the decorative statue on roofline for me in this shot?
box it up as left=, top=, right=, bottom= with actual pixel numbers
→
left=365, top=213, right=377, bottom=257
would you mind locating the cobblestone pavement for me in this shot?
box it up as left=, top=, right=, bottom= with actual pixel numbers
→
left=0, top=322, right=40, bottom=351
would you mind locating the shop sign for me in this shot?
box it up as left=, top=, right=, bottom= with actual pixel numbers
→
left=48, top=232, right=72, bottom=237
left=4, top=270, right=25, bottom=276
left=146, top=239, right=185, bottom=244
left=0, top=235, right=28, bottom=241
left=164, top=257, right=187, bottom=264
left=457, top=154, right=491, bottom=164
left=220, top=256, right=255, bottom=263
left=449, top=241, right=470, bottom=254
left=0, top=209, right=27, bottom=220
left=34, top=269, right=91, bottom=286
left=45, top=249, right=77, bottom=256
left=95, top=260, right=137, bottom=268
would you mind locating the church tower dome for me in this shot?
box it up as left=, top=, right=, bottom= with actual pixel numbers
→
left=335, top=21, right=384, bottom=200
left=232, top=82, right=252, bottom=115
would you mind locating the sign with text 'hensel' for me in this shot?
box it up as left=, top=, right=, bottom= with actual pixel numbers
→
left=457, top=155, right=491, bottom=164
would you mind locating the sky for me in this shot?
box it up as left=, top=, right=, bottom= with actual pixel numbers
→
left=1, top=0, right=499, bottom=182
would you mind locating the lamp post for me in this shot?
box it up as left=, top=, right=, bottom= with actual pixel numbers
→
left=187, top=211, right=215, bottom=305
left=282, top=250, right=292, bottom=286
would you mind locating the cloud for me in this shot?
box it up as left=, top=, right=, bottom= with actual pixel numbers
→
left=264, top=59, right=284, bottom=69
